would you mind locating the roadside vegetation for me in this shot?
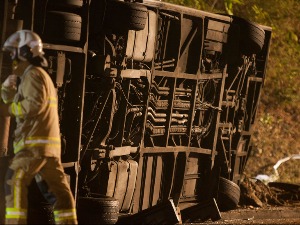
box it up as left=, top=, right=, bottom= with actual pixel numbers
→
left=164, top=0, right=300, bottom=183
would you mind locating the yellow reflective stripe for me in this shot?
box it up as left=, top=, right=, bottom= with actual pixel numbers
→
left=5, top=207, right=27, bottom=219
left=13, top=139, right=25, bottom=153
left=26, top=136, right=60, bottom=141
left=11, top=102, right=23, bottom=118
left=14, top=170, right=24, bottom=209
left=5, top=215, right=27, bottom=219
left=48, top=96, right=58, bottom=107
left=6, top=208, right=27, bottom=214
left=25, top=139, right=60, bottom=144
left=25, top=137, right=60, bottom=146
left=13, top=137, right=61, bottom=153
left=9, top=97, right=58, bottom=115
left=54, top=209, right=77, bottom=221
left=49, top=96, right=57, bottom=99
left=55, top=215, right=77, bottom=221
left=54, top=209, right=76, bottom=215
left=24, top=137, right=60, bottom=149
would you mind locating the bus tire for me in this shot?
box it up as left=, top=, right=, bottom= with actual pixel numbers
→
left=232, top=16, right=265, bottom=55
left=217, top=177, right=240, bottom=211
left=47, top=0, right=84, bottom=10
left=104, top=1, right=148, bottom=32
left=77, top=195, right=119, bottom=224
left=43, top=11, right=82, bottom=43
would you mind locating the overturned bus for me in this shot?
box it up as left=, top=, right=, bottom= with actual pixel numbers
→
left=0, top=0, right=271, bottom=224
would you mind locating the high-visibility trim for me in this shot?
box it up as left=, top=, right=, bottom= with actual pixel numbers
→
left=11, top=102, right=24, bottom=118
left=26, top=136, right=61, bottom=141
left=7, top=95, right=58, bottom=116
left=6, top=170, right=26, bottom=219
left=13, top=136, right=61, bottom=153
left=54, top=209, right=77, bottom=222
left=48, top=96, right=58, bottom=107
left=13, top=139, right=25, bottom=154
left=24, top=137, right=61, bottom=147
left=5, top=207, right=27, bottom=219
left=25, top=138, right=60, bottom=144
left=14, top=169, right=25, bottom=208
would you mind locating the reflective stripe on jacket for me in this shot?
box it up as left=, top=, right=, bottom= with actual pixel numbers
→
left=1, top=65, right=61, bottom=157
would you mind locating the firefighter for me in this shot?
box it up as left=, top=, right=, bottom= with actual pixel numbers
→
left=1, top=30, right=78, bottom=224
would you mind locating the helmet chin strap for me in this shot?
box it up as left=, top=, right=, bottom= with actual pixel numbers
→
left=12, top=59, right=20, bottom=73
left=12, top=56, right=20, bottom=71
left=11, top=48, right=19, bottom=70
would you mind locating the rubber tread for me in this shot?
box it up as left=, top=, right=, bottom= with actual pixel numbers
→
left=77, top=196, right=119, bottom=224
left=217, top=177, right=241, bottom=211
left=47, top=0, right=84, bottom=9
left=104, top=1, right=148, bottom=32
left=43, top=11, right=82, bottom=43
left=232, top=16, right=265, bottom=55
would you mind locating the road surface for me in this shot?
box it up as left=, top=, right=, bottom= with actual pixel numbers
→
left=194, top=205, right=300, bottom=224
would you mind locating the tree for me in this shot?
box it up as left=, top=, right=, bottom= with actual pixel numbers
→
left=162, top=0, right=244, bottom=14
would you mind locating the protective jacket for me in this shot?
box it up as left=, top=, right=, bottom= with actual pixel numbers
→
left=1, top=65, right=61, bottom=157
left=2, top=65, right=77, bottom=224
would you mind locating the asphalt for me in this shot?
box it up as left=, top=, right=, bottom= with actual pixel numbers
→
left=193, top=206, right=300, bottom=224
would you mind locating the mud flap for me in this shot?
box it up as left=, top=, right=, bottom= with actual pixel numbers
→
left=119, top=159, right=138, bottom=212
left=91, top=159, right=138, bottom=212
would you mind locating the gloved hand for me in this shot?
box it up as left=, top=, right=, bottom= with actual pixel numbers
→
left=2, top=75, right=17, bottom=90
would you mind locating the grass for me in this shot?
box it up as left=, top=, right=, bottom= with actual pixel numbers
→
left=239, top=0, right=300, bottom=184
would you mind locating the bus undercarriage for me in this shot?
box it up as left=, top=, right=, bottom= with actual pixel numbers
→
left=0, top=0, right=271, bottom=224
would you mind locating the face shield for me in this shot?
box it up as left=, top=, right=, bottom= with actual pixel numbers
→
left=3, top=30, right=48, bottom=68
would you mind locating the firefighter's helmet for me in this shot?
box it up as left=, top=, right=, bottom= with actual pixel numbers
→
left=3, top=30, right=48, bottom=67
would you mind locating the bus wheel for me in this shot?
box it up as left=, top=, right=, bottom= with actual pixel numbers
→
left=217, top=177, right=240, bottom=211
left=47, top=0, right=84, bottom=10
left=77, top=195, right=119, bottom=224
left=232, top=16, right=265, bottom=55
left=43, top=11, right=82, bottom=43
left=104, top=1, right=148, bottom=32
